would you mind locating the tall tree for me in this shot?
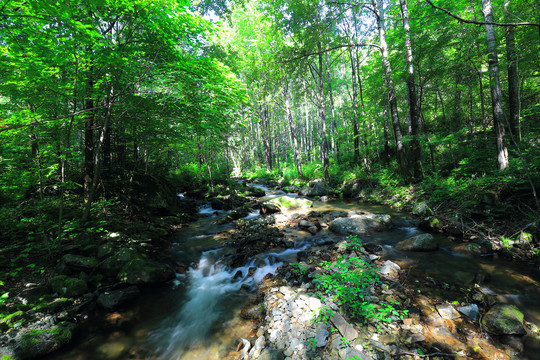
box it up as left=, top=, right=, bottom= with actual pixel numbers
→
left=481, top=0, right=509, bottom=170
left=504, top=0, right=521, bottom=141
left=372, top=0, right=411, bottom=181
left=400, top=0, right=423, bottom=181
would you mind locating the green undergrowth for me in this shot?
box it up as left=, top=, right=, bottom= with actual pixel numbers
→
left=296, top=236, right=407, bottom=330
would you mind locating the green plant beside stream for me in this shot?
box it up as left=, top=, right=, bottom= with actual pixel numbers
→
left=311, top=237, right=407, bottom=328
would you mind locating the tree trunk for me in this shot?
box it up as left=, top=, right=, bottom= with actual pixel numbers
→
left=482, top=0, right=509, bottom=170
left=325, top=51, right=338, bottom=161
left=83, top=85, right=114, bottom=222
left=349, top=46, right=361, bottom=165
left=284, top=83, right=303, bottom=177
left=504, top=1, right=521, bottom=142
left=84, top=62, right=94, bottom=198
left=317, top=42, right=330, bottom=183
left=374, top=0, right=411, bottom=181
left=400, top=0, right=423, bottom=181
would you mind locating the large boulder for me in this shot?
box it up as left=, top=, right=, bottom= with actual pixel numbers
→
left=299, top=179, right=330, bottom=197
left=117, top=259, right=175, bottom=285
left=329, top=214, right=392, bottom=235
left=100, top=248, right=143, bottom=278
left=49, top=275, right=88, bottom=297
left=482, top=304, right=526, bottom=335
left=261, top=196, right=312, bottom=214
left=13, top=322, right=77, bottom=359
left=396, top=233, right=438, bottom=251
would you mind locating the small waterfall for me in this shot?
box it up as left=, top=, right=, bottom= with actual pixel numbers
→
left=148, top=249, right=283, bottom=359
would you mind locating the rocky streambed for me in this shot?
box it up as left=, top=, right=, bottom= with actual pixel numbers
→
left=2, top=180, right=540, bottom=360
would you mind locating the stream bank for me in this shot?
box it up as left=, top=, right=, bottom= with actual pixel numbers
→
left=2, top=179, right=540, bottom=360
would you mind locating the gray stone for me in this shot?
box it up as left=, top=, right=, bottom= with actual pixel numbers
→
left=396, top=233, right=438, bottom=251
left=378, top=260, right=401, bottom=278
left=315, top=328, right=330, bottom=347
left=97, top=286, right=141, bottom=310
left=49, top=275, right=88, bottom=297
left=299, top=180, right=330, bottom=197
left=330, top=214, right=392, bottom=235
left=482, top=304, right=526, bottom=335
left=330, top=313, right=358, bottom=342
left=458, top=304, right=480, bottom=321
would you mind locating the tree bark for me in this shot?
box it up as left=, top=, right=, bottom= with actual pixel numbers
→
left=482, top=0, right=509, bottom=170
left=84, top=58, right=94, bottom=198
left=349, top=46, right=361, bottom=165
left=400, top=0, right=423, bottom=181
left=504, top=0, right=521, bottom=142
left=284, top=83, right=303, bottom=177
left=317, top=42, right=330, bottom=183
left=373, top=0, right=411, bottom=181
left=325, top=51, right=338, bottom=160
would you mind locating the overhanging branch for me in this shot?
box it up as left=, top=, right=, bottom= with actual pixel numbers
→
left=280, top=42, right=381, bottom=63
left=426, top=0, right=540, bottom=28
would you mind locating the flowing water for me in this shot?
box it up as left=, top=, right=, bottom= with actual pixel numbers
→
left=45, top=185, right=540, bottom=360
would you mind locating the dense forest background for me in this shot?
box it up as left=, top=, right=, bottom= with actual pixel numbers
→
left=1, top=0, right=539, bottom=246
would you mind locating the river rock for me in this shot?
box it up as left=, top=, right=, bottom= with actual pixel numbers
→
left=97, top=286, right=141, bottom=310
left=482, top=304, right=526, bottom=335
left=61, top=254, right=99, bottom=272
left=315, top=328, right=330, bottom=347
left=419, top=216, right=442, bottom=232
left=338, top=347, right=370, bottom=360
left=13, top=321, right=76, bottom=359
left=49, top=275, right=88, bottom=297
left=329, top=214, right=392, bottom=235
left=457, top=304, right=479, bottom=321
left=117, top=259, right=174, bottom=285
left=299, top=179, right=330, bottom=197
left=412, top=201, right=433, bottom=216
left=436, top=303, right=460, bottom=320
left=396, top=233, right=438, bottom=251
left=378, top=260, right=401, bottom=279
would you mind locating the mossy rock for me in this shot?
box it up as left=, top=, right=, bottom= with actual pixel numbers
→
left=49, top=275, right=88, bottom=297
left=263, top=196, right=312, bottom=212
left=100, top=248, right=143, bottom=278
left=482, top=304, right=526, bottom=335
left=419, top=216, right=442, bottom=232
left=14, top=322, right=76, bottom=359
left=117, top=259, right=174, bottom=285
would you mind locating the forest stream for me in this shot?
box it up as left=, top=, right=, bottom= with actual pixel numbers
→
left=43, top=185, right=540, bottom=360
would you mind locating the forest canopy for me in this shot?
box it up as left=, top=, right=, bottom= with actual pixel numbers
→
left=1, top=0, right=539, bottom=216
